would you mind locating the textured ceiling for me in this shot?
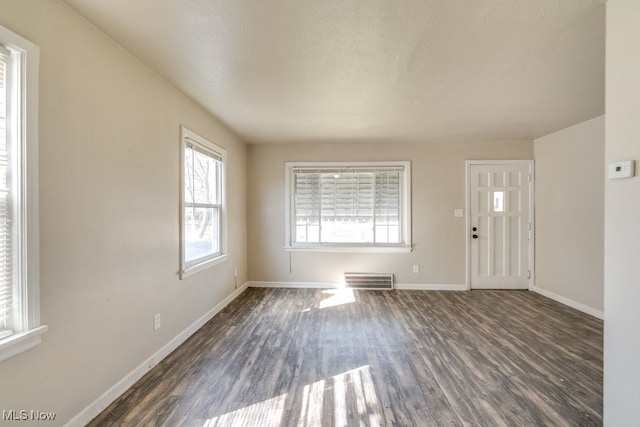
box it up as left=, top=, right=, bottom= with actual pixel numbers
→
left=63, top=0, right=605, bottom=144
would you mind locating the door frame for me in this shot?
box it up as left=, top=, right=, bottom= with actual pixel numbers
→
left=465, top=160, right=535, bottom=290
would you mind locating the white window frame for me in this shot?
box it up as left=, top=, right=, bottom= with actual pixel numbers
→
left=0, top=25, right=46, bottom=363
left=179, top=126, right=228, bottom=279
left=285, top=161, right=412, bottom=253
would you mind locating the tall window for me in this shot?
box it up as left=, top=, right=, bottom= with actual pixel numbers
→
left=179, top=126, right=227, bottom=278
left=0, top=26, right=45, bottom=363
left=286, top=162, right=412, bottom=252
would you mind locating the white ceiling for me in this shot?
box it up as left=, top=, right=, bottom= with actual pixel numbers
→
left=63, top=0, right=605, bottom=144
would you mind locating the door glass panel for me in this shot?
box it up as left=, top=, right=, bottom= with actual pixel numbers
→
left=493, top=191, right=505, bottom=213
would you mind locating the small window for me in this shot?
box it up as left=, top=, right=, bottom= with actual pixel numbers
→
left=179, top=127, right=228, bottom=278
left=285, top=162, right=412, bottom=252
left=493, top=191, right=505, bottom=213
left=0, top=25, right=46, bottom=363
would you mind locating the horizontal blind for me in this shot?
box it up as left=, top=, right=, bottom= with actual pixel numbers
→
left=184, top=143, right=222, bottom=205
left=293, top=166, right=403, bottom=244
left=293, top=173, right=320, bottom=219
left=375, top=172, right=401, bottom=213
left=185, top=137, right=223, bottom=162
left=320, top=173, right=374, bottom=219
left=0, top=45, right=12, bottom=336
left=292, top=166, right=403, bottom=175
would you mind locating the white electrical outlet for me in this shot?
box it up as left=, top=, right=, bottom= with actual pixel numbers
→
left=413, top=265, right=419, bottom=273
left=153, top=313, right=161, bottom=331
left=454, top=209, right=464, bottom=218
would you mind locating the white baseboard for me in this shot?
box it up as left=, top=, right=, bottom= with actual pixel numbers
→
left=248, top=281, right=467, bottom=291
left=531, top=285, right=604, bottom=320
left=395, top=283, right=467, bottom=291
left=65, top=283, right=249, bottom=427
left=248, top=281, right=341, bottom=289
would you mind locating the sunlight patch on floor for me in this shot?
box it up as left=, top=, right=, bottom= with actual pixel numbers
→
left=319, top=288, right=355, bottom=309
left=202, top=365, right=382, bottom=427
left=202, top=393, right=287, bottom=427
left=300, top=365, right=382, bottom=426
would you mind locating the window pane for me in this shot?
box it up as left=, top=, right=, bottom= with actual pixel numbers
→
left=320, top=172, right=374, bottom=243
left=184, top=206, right=219, bottom=262
left=493, top=191, right=505, bottom=213
left=0, top=47, right=12, bottom=333
left=192, top=149, right=219, bottom=204
left=184, top=147, right=194, bottom=203
left=290, top=165, right=408, bottom=247
left=375, top=172, right=401, bottom=243
left=296, top=214, right=320, bottom=243
left=375, top=223, right=400, bottom=244
left=296, top=223, right=320, bottom=243
left=322, top=217, right=373, bottom=243
left=294, top=173, right=320, bottom=227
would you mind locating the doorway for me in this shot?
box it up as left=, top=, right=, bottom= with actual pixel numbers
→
left=466, top=160, right=534, bottom=289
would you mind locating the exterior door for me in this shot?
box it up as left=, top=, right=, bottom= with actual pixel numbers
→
left=468, top=161, right=533, bottom=289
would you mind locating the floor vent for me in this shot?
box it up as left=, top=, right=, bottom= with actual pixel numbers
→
left=344, top=273, right=394, bottom=290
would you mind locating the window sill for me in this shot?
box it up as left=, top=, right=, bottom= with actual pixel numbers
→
left=0, top=325, right=48, bottom=363
left=285, top=246, right=412, bottom=253
left=180, top=254, right=229, bottom=279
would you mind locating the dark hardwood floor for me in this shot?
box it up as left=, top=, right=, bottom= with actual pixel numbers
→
left=89, top=288, right=603, bottom=426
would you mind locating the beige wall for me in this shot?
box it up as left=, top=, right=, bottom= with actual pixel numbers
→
left=604, top=0, right=640, bottom=424
left=248, top=140, right=532, bottom=286
left=533, top=116, right=604, bottom=313
left=0, top=1, right=247, bottom=424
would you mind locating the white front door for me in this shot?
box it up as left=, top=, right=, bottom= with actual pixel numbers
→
left=468, top=161, right=533, bottom=289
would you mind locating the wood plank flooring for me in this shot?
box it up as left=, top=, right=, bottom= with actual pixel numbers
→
left=89, top=288, right=603, bottom=426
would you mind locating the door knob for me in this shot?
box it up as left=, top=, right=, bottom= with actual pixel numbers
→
left=472, top=234, right=478, bottom=239
left=472, top=227, right=477, bottom=231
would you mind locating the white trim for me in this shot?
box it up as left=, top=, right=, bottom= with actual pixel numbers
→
left=465, top=160, right=535, bottom=291
left=284, top=246, right=412, bottom=253
left=465, top=163, right=471, bottom=290
left=65, top=283, right=249, bottom=427
left=0, top=24, right=44, bottom=360
left=0, top=325, right=47, bottom=363
left=180, top=254, right=229, bottom=279
left=179, top=126, right=228, bottom=280
left=531, top=286, right=604, bottom=320
left=248, top=281, right=467, bottom=291
left=394, top=283, right=467, bottom=291
left=249, top=281, right=341, bottom=289
left=285, top=161, right=412, bottom=250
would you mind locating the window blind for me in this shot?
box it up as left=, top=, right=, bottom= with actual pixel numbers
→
left=0, top=45, right=12, bottom=337
left=293, top=167, right=403, bottom=244
left=186, top=137, right=223, bottom=162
